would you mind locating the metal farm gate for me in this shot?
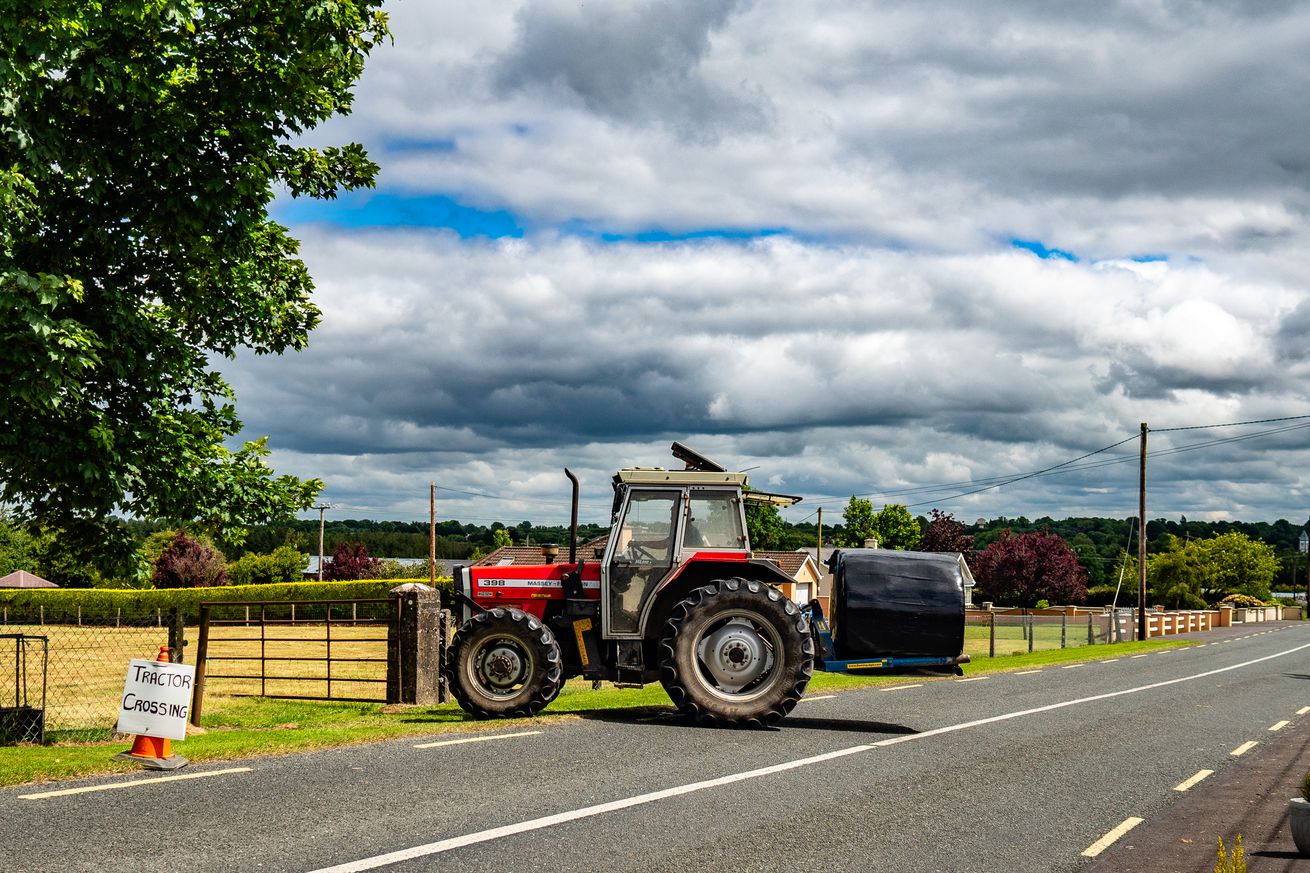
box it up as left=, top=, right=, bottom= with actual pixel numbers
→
left=192, top=598, right=397, bottom=718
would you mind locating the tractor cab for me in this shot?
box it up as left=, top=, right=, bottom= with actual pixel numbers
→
left=601, top=469, right=750, bottom=638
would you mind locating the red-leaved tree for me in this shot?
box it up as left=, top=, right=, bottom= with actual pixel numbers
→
left=920, top=509, right=974, bottom=554
left=972, top=529, right=1087, bottom=606
left=152, top=531, right=228, bottom=588
left=322, top=541, right=380, bottom=581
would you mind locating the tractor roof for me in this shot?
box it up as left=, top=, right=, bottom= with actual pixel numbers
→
left=614, top=468, right=749, bottom=487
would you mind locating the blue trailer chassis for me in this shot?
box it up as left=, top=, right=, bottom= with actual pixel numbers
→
left=807, top=613, right=970, bottom=674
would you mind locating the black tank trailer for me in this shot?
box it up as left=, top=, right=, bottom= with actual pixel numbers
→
left=805, top=549, right=973, bottom=674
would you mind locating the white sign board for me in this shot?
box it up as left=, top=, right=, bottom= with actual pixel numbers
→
left=1300, top=531, right=1308, bottom=554
left=116, top=658, right=196, bottom=741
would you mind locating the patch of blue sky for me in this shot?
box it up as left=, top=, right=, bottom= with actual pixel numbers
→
left=1128, top=253, right=1168, bottom=263
left=567, top=223, right=792, bottom=244
left=275, top=190, right=800, bottom=244
left=273, top=192, right=524, bottom=238
left=379, top=137, right=457, bottom=152
left=1010, top=238, right=1079, bottom=261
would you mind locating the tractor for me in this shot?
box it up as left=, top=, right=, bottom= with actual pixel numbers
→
left=445, top=443, right=971, bottom=727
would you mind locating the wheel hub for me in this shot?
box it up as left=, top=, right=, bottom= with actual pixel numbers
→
left=480, top=644, right=525, bottom=690
left=696, top=617, right=774, bottom=693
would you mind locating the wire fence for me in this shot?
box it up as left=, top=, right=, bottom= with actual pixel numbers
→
left=965, top=609, right=1128, bottom=659
left=0, top=609, right=182, bottom=743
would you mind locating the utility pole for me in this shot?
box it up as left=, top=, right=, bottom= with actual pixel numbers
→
left=429, top=482, right=437, bottom=587
left=1138, top=422, right=1148, bottom=640
left=315, top=502, right=332, bottom=582
left=816, top=507, right=824, bottom=610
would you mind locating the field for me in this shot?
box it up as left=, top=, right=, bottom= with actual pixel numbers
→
left=0, top=621, right=390, bottom=740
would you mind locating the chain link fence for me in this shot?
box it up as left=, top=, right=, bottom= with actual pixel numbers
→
left=0, top=608, right=181, bottom=743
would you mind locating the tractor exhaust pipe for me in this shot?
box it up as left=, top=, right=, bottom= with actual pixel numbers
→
left=565, top=468, right=580, bottom=564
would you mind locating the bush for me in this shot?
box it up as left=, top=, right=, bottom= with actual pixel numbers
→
left=1218, top=593, right=1266, bottom=608
left=152, top=531, right=227, bottom=588
left=227, top=545, right=308, bottom=586
left=323, top=541, right=380, bottom=581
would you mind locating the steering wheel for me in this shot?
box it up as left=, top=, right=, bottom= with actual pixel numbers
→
left=628, top=542, right=657, bottom=561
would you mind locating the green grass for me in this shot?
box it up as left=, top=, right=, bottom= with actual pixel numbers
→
left=0, top=635, right=1194, bottom=788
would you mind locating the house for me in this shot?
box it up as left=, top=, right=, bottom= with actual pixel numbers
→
left=0, top=570, right=58, bottom=589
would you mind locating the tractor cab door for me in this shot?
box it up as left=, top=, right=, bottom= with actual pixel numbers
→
left=602, top=488, right=682, bottom=637
left=681, top=488, right=749, bottom=556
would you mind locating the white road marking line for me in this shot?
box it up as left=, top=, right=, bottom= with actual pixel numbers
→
left=1131, top=654, right=1149, bottom=659
left=414, top=731, right=541, bottom=749
left=1100, top=659, right=1120, bottom=663
left=1174, top=770, right=1214, bottom=792
left=1298, top=706, right=1310, bottom=716
left=1270, top=720, right=1290, bottom=732
left=18, top=767, right=252, bottom=800
left=1081, top=817, right=1144, bottom=857
left=312, top=640, right=1310, bottom=873
left=956, top=676, right=988, bottom=682
left=307, top=744, right=875, bottom=873
left=1016, top=669, right=1042, bottom=675
left=1232, top=741, right=1259, bottom=756
left=881, top=684, right=922, bottom=692
left=1061, top=664, right=1084, bottom=669
left=798, top=694, right=837, bottom=701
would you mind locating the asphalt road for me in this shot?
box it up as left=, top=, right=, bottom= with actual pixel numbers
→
left=4, top=622, right=1310, bottom=873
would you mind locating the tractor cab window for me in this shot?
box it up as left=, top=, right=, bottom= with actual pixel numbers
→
left=685, top=492, right=745, bottom=549
left=608, top=489, right=679, bottom=635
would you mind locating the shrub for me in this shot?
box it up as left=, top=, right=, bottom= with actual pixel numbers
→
left=1214, top=835, right=1245, bottom=873
left=152, top=531, right=227, bottom=588
left=1218, top=593, right=1265, bottom=608
left=322, top=541, right=380, bottom=581
left=0, top=578, right=454, bottom=623
left=227, top=545, right=307, bottom=586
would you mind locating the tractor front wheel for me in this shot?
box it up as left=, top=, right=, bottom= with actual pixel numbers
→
left=659, top=578, right=813, bottom=727
left=447, top=607, right=563, bottom=718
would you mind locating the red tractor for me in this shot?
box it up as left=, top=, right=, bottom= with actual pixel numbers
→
left=446, top=444, right=971, bottom=727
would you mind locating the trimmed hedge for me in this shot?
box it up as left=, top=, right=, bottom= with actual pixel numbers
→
left=0, top=577, right=455, bottom=623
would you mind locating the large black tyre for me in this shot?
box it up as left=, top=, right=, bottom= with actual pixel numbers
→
left=446, top=607, right=563, bottom=718
left=659, top=578, right=814, bottom=727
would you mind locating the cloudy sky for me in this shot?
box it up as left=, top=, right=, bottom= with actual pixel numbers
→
left=231, top=0, right=1310, bottom=529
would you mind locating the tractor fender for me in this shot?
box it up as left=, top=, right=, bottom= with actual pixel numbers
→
left=637, top=555, right=798, bottom=640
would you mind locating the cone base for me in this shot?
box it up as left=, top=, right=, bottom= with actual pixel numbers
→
left=114, top=750, right=189, bottom=771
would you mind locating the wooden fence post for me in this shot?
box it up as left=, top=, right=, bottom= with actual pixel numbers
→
left=989, top=612, right=995, bottom=659
left=167, top=607, right=186, bottom=664
left=190, top=604, right=211, bottom=726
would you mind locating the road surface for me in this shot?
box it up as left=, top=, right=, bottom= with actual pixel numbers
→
left=3, top=622, right=1308, bottom=872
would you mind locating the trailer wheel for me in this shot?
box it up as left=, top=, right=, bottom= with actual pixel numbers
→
left=447, top=607, right=563, bottom=718
left=659, top=578, right=814, bottom=727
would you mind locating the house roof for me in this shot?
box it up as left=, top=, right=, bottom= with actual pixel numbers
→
left=473, top=537, right=609, bottom=567
left=755, top=550, right=817, bottom=579
left=0, top=570, right=58, bottom=589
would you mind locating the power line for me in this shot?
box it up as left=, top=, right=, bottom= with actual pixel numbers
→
left=1152, top=413, right=1310, bottom=433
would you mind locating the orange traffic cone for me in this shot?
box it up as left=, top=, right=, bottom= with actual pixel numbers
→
left=114, top=645, right=189, bottom=771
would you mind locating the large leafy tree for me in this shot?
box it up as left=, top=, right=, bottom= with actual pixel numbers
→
left=841, top=496, right=876, bottom=546
left=972, top=529, right=1088, bottom=607
left=920, top=508, right=974, bottom=555
left=872, top=503, right=921, bottom=551
left=0, top=1, right=389, bottom=562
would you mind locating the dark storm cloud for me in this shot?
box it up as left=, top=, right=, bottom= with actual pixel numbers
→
left=239, top=1, right=1310, bottom=523
left=492, top=0, right=771, bottom=139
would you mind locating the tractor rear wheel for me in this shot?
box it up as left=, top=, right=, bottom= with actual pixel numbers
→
left=659, top=578, right=813, bottom=727
left=447, top=607, right=563, bottom=718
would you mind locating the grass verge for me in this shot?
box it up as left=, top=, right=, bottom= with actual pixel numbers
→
left=0, top=636, right=1192, bottom=788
